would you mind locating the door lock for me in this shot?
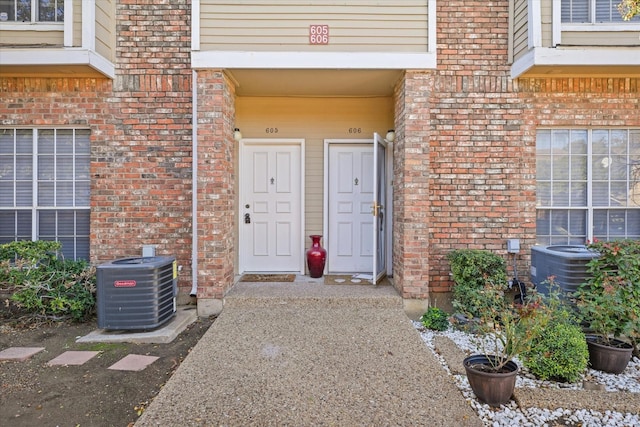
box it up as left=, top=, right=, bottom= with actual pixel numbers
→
left=244, top=213, right=251, bottom=224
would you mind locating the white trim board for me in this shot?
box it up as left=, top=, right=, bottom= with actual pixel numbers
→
left=511, top=47, right=640, bottom=78
left=0, top=48, right=115, bottom=79
left=191, top=51, right=437, bottom=70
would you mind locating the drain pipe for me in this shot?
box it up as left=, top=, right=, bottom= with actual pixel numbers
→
left=190, top=69, right=198, bottom=297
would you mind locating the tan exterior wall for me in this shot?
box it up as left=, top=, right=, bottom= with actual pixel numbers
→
left=199, top=1, right=429, bottom=52
left=540, top=0, right=552, bottom=47
left=560, top=31, right=640, bottom=46
left=95, top=0, right=115, bottom=61
left=0, top=29, right=63, bottom=46
left=73, top=0, right=82, bottom=46
left=235, top=96, right=394, bottom=270
left=512, top=0, right=529, bottom=61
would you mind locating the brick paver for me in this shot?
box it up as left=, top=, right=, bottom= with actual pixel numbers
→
left=108, top=354, right=159, bottom=371
left=47, top=351, right=100, bottom=366
left=0, top=347, right=45, bottom=361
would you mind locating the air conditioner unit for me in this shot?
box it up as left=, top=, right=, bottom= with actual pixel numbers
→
left=96, top=256, right=177, bottom=330
left=530, top=245, right=599, bottom=297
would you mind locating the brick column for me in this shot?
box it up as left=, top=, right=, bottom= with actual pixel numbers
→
left=194, top=70, right=237, bottom=316
left=393, top=71, right=434, bottom=317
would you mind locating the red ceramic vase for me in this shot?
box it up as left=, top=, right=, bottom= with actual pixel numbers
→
left=306, top=235, right=327, bottom=278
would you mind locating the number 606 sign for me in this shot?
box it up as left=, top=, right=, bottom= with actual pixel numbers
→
left=309, top=25, right=329, bottom=45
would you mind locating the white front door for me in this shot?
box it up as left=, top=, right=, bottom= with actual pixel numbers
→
left=327, top=143, right=374, bottom=273
left=239, top=140, right=304, bottom=273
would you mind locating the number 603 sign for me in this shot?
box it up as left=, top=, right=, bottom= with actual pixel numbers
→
left=309, top=25, right=329, bottom=45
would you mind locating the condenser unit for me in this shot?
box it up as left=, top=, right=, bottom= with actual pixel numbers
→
left=530, top=245, right=599, bottom=297
left=97, top=256, right=177, bottom=330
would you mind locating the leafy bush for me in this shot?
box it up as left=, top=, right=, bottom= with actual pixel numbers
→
left=448, top=249, right=508, bottom=319
left=575, top=239, right=640, bottom=356
left=519, top=277, right=588, bottom=382
left=420, top=307, right=449, bottom=331
left=521, top=321, right=588, bottom=383
left=0, top=241, right=96, bottom=322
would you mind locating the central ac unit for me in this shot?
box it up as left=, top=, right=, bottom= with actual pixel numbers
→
left=96, top=256, right=177, bottom=330
left=530, top=245, right=599, bottom=297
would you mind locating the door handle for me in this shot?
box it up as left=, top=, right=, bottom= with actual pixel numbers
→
left=244, top=213, right=251, bottom=224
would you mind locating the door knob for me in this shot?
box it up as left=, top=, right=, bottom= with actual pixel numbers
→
left=244, top=213, right=251, bottom=224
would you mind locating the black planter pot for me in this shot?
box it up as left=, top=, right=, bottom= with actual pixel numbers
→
left=586, top=335, right=633, bottom=374
left=463, top=354, right=518, bottom=407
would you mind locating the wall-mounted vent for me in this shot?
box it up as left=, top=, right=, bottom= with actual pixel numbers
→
left=96, top=256, right=177, bottom=330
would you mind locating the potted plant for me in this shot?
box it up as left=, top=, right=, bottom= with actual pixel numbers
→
left=575, top=239, right=640, bottom=373
left=449, top=249, right=549, bottom=406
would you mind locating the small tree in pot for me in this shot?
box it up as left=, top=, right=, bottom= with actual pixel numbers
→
left=575, top=239, right=640, bottom=373
left=449, top=249, right=549, bottom=406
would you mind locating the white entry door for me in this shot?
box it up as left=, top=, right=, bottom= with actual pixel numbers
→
left=327, top=143, right=374, bottom=273
left=239, top=141, right=304, bottom=273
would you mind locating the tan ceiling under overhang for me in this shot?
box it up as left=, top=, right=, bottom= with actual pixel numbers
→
left=225, top=69, right=403, bottom=97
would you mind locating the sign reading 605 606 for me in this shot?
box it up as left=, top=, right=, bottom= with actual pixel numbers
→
left=309, top=25, right=329, bottom=45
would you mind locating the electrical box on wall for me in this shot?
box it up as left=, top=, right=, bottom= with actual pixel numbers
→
left=507, top=239, right=520, bottom=254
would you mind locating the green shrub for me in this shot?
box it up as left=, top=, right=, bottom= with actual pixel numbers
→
left=575, top=239, right=640, bottom=357
left=521, top=321, right=588, bottom=383
left=0, top=240, right=61, bottom=265
left=0, top=241, right=96, bottom=322
left=520, top=278, right=588, bottom=382
left=447, top=249, right=508, bottom=319
left=420, top=307, right=449, bottom=331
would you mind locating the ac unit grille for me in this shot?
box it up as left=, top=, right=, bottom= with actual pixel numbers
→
left=97, top=256, right=176, bottom=330
left=530, top=246, right=599, bottom=297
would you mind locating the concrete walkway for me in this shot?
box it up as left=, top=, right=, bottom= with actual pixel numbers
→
left=136, top=280, right=482, bottom=426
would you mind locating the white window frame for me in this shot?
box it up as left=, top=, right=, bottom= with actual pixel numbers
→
left=0, top=0, right=64, bottom=31
left=536, top=128, right=640, bottom=245
left=0, top=128, right=91, bottom=260
left=560, top=0, right=640, bottom=31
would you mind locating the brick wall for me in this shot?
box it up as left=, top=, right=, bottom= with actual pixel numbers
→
left=396, top=0, right=639, bottom=299
left=91, top=0, right=193, bottom=290
left=194, top=70, right=237, bottom=300
left=0, top=1, right=194, bottom=292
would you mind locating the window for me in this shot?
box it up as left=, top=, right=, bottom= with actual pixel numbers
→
left=0, top=0, right=63, bottom=23
left=536, top=129, right=640, bottom=245
left=0, top=129, right=90, bottom=260
left=561, top=0, right=639, bottom=23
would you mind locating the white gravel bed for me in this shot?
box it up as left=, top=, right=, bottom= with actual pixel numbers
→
left=414, top=322, right=640, bottom=426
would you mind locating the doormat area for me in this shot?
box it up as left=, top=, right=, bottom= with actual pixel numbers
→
left=239, top=274, right=296, bottom=282
left=324, top=275, right=373, bottom=285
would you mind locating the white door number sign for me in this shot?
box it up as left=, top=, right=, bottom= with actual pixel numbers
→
left=309, top=25, right=329, bottom=45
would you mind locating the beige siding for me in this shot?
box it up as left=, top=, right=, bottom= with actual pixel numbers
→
left=0, top=29, right=63, bottom=46
left=235, top=96, right=394, bottom=260
left=540, top=0, right=552, bottom=47
left=72, top=0, right=82, bottom=47
left=512, top=0, right=529, bottom=61
left=95, top=0, right=115, bottom=61
left=200, top=1, right=428, bottom=52
left=560, top=31, right=640, bottom=46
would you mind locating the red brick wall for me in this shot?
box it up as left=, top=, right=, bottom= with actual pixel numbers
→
left=194, top=70, right=237, bottom=300
left=395, top=0, right=639, bottom=299
left=0, top=0, right=194, bottom=292
left=392, top=72, right=434, bottom=299
left=91, top=0, right=193, bottom=289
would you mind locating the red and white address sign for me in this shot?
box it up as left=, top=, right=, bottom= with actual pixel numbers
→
left=309, top=25, right=329, bottom=45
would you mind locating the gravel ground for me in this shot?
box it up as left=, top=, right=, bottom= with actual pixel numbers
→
left=414, top=323, right=640, bottom=427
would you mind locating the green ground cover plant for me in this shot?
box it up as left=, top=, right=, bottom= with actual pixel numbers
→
left=420, top=307, right=449, bottom=331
